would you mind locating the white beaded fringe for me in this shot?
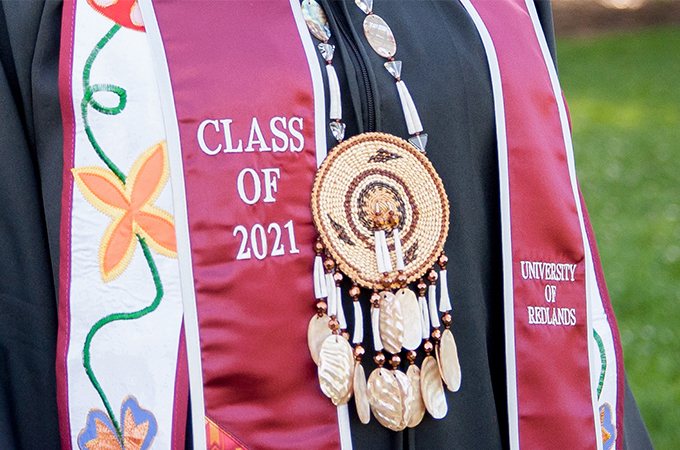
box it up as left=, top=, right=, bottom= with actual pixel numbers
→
left=336, top=286, right=347, bottom=329
left=428, top=284, right=440, bottom=328
left=419, top=294, right=430, bottom=339
left=396, top=80, right=423, bottom=135
left=314, top=255, right=327, bottom=299
left=371, top=305, right=384, bottom=351
left=326, top=64, right=342, bottom=121
left=393, top=228, right=405, bottom=271
left=352, top=301, right=364, bottom=344
left=439, top=269, right=451, bottom=312
left=326, top=272, right=336, bottom=317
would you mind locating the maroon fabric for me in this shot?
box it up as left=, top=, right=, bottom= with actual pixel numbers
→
left=153, top=1, right=339, bottom=449
left=57, top=2, right=77, bottom=448
left=472, top=0, right=597, bottom=448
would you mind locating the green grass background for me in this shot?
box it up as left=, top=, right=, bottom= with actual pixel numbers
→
left=557, top=25, right=680, bottom=450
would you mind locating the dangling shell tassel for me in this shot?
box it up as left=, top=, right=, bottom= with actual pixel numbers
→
left=326, top=64, right=342, bottom=121
left=333, top=271, right=347, bottom=329
left=387, top=207, right=405, bottom=271
left=371, top=292, right=384, bottom=351
left=337, top=286, right=347, bottom=329
left=373, top=204, right=392, bottom=273
left=427, top=270, right=440, bottom=328
left=438, top=253, right=451, bottom=312
left=393, top=228, right=405, bottom=271
left=353, top=300, right=364, bottom=344
left=428, top=284, right=440, bottom=328
left=438, top=269, right=451, bottom=312
left=350, top=285, right=363, bottom=344
left=314, top=254, right=328, bottom=299
left=417, top=279, right=430, bottom=339
left=326, top=272, right=337, bottom=318
left=313, top=239, right=328, bottom=299
left=374, top=229, right=387, bottom=274
left=379, top=230, right=393, bottom=273
left=395, top=80, right=423, bottom=136
left=419, top=295, right=430, bottom=339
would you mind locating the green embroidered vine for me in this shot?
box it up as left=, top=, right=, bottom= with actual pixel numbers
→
left=81, top=24, right=127, bottom=183
left=80, top=24, right=165, bottom=446
left=594, top=329, right=607, bottom=400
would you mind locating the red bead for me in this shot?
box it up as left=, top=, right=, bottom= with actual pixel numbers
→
left=423, top=340, right=434, bottom=354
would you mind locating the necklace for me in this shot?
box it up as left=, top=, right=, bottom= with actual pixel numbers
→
left=302, top=0, right=461, bottom=431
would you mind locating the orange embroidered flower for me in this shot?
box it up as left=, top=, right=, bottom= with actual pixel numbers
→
left=73, top=141, right=177, bottom=282
left=87, top=0, right=145, bottom=32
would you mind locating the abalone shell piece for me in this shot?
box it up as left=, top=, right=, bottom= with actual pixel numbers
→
left=406, top=364, right=426, bottom=427
left=363, top=14, right=396, bottom=58
left=354, top=362, right=371, bottom=424
left=379, top=291, right=405, bottom=354
left=318, top=335, right=354, bottom=405
left=367, top=367, right=403, bottom=431
left=421, top=355, right=448, bottom=419
left=396, top=288, right=422, bottom=350
left=301, top=0, right=331, bottom=42
left=308, top=313, right=332, bottom=365
left=438, top=328, right=462, bottom=392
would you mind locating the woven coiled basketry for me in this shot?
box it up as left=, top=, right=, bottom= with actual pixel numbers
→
left=311, top=132, right=449, bottom=289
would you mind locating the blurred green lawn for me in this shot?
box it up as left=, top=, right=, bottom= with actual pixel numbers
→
left=557, top=25, right=680, bottom=450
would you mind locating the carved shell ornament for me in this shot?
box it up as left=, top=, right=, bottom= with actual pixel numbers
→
left=302, top=0, right=461, bottom=432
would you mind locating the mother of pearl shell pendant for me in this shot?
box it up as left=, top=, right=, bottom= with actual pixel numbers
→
left=308, top=313, right=332, bottom=365
left=406, top=364, right=426, bottom=427
left=354, top=362, right=371, bottom=424
left=421, top=355, right=448, bottom=419
left=379, top=291, right=404, bottom=354
left=367, top=367, right=404, bottom=431
left=318, top=335, right=354, bottom=405
left=437, top=328, right=462, bottom=392
left=395, top=288, right=422, bottom=351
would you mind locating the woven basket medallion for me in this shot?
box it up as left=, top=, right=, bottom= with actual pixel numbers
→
left=311, top=132, right=449, bottom=289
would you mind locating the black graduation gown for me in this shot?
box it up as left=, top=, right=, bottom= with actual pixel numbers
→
left=0, top=1, right=654, bottom=449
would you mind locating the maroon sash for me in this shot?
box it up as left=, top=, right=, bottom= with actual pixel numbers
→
left=150, top=1, right=338, bottom=448
left=463, top=0, right=622, bottom=448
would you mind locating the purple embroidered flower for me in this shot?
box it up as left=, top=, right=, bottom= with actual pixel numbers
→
left=78, top=396, right=157, bottom=450
left=600, top=403, right=616, bottom=450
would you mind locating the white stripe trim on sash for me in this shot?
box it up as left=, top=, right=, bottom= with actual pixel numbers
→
left=138, top=1, right=208, bottom=448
